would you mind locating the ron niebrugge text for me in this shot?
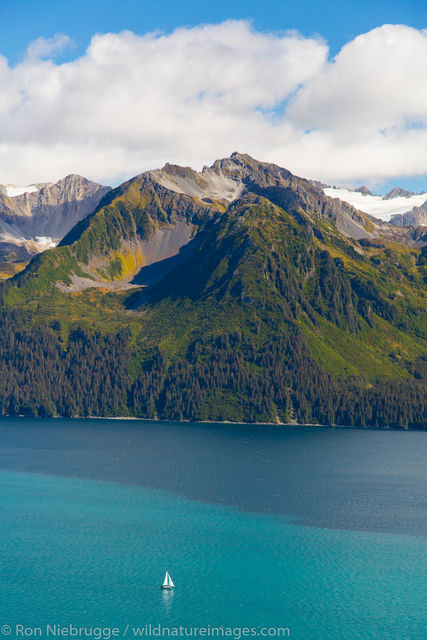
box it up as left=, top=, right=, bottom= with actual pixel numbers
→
left=2, top=623, right=290, bottom=638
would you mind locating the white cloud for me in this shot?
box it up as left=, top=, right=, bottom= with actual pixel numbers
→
left=0, top=21, right=427, bottom=187
left=287, top=25, right=427, bottom=132
left=26, top=34, right=72, bottom=60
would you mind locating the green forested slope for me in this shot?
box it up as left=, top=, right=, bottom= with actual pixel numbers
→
left=0, top=156, right=425, bottom=427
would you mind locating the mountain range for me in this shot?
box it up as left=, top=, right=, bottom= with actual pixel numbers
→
left=0, top=153, right=425, bottom=428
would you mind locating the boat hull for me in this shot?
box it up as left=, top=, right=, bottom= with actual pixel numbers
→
left=161, top=586, right=174, bottom=589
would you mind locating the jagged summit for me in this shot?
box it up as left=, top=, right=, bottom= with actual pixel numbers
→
left=383, top=187, right=416, bottom=200
left=354, top=186, right=372, bottom=196
left=148, top=152, right=291, bottom=203
left=141, top=153, right=383, bottom=241
left=147, top=152, right=293, bottom=206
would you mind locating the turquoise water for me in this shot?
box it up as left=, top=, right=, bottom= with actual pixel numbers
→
left=0, top=469, right=425, bottom=639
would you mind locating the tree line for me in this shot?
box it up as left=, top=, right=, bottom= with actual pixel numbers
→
left=0, top=309, right=425, bottom=429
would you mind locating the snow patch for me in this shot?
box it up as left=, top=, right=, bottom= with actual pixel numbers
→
left=34, top=236, right=56, bottom=249
left=0, top=230, right=57, bottom=253
left=323, top=187, right=427, bottom=222
left=5, top=185, right=39, bottom=197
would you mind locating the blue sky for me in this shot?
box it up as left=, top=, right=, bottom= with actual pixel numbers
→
left=1, top=0, right=426, bottom=61
left=0, top=0, right=427, bottom=191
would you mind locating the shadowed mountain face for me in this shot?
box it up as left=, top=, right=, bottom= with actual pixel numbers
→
left=131, top=228, right=199, bottom=286
left=0, top=153, right=426, bottom=427
left=0, top=174, right=111, bottom=261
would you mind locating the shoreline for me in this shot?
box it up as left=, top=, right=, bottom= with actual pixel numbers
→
left=91, top=416, right=419, bottom=430
left=0, top=414, right=423, bottom=431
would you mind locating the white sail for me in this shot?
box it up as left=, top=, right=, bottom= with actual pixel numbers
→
left=162, top=571, right=175, bottom=588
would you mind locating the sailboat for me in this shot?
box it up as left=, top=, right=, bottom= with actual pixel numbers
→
left=161, top=571, right=175, bottom=589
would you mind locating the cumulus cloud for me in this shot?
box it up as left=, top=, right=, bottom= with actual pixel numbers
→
left=288, top=25, right=427, bottom=131
left=0, top=21, right=426, bottom=186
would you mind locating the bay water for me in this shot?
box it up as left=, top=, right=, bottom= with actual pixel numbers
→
left=0, top=418, right=425, bottom=639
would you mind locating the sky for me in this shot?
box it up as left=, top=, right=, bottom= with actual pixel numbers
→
left=0, top=0, right=427, bottom=191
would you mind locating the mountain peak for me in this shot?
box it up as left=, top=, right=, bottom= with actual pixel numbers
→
left=354, top=186, right=372, bottom=196
left=150, top=153, right=298, bottom=207
left=229, top=150, right=256, bottom=163
left=383, top=187, right=416, bottom=200
left=55, top=174, right=109, bottom=189
left=61, top=173, right=91, bottom=182
left=149, top=154, right=396, bottom=241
